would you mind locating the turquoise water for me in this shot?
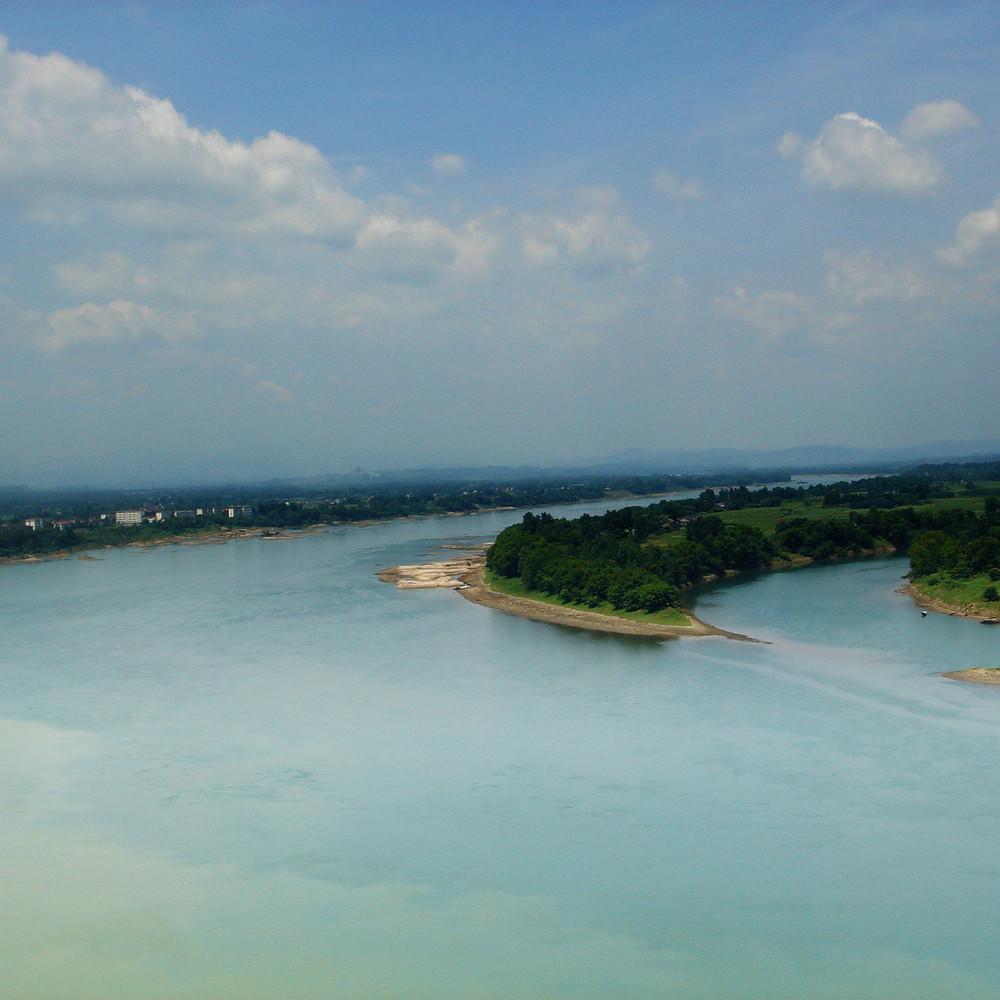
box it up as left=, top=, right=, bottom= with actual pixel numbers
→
left=2, top=505, right=999, bottom=998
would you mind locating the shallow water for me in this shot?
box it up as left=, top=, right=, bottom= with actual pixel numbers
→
left=2, top=505, right=999, bottom=998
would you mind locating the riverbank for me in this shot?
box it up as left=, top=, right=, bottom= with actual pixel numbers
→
left=379, top=554, right=758, bottom=641
left=900, top=582, right=1000, bottom=685
left=942, top=668, right=1000, bottom=685
left=0, top=525, right=320, bottom=565
left=901, top=582, right=999, bottom=622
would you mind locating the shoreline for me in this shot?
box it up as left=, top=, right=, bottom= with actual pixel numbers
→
left=379, top=554, right=758, bottom=642
left=0, top=483, right=769, bottom=568
left=901, top=583, right=1000, bottom=685
left=942, top=668, right=1000, bottom=685
left=0, top=525, right=325, bottom=566
left=900, top=582, right=998, bottom=622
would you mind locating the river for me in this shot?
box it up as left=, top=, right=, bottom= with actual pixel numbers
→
left=2, top=498, right=998, bottom=998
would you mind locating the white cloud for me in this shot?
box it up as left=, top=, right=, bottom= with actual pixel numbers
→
left=715, top=286, right=815, bottom=341
left=429, top=153, right=466, bottom=177
left=900, top=100, right=979, bottom=141
left=714, top=286, right=853, bottom=348
left=780, top=112, right=947, bottom=196
left=0, top=34, right=656, bottom=368
left=824, top=251, right=925, bottom=304
left=0, top=36, right=364, bottom=242
left=651, top=169, right=703, bottom=200
left=55, top=252, right=144, bottom=296
left=256, top=379, right=295, bottom=403
left=776, top=131, right=803, bottom=158
left=938, top=196, right=1000, bottom=266
left=37, top=300, right=199, bottom=351
left=354, top=211, right=499, bottom=283
left=519, top=200, right=651, bottom=276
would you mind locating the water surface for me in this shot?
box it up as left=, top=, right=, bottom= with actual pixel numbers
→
left=2, top=507, right=999, bottom=998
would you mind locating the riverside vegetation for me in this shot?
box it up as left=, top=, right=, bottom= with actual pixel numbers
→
left=6, top=462, right=1000, bottom=623
left=0, top=471, right=785, bottom=562
left=485, top=462, right=1000, bottom=621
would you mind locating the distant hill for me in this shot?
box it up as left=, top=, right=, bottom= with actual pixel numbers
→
left=571, top=440, right=1000, bottom=476
left=6, top=440, right=999, bottom=494
left=285, top=439, right=1000, bottom=487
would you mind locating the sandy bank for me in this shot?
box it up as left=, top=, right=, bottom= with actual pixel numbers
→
left=901, top=583, right=1000, bottom=622
left=380, top=553, right=757, bottom=642
left=942, top=668, right=1000, bottom=685
left=377, top=556, right=484, bottom=590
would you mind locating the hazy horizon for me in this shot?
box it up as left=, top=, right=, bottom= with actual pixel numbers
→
left=3, top=437, right=999, bottom=493
left=2, top=3, right=997, bottom=485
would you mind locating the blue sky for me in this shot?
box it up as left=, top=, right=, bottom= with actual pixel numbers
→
left=1, top=1, right=998, bottom=485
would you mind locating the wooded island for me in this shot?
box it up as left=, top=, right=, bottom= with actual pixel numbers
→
left=484, top=462, right=1000, bottom=622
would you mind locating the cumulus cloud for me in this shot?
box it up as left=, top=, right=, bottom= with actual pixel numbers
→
left=519, top=190, right=651, bottom=275
left=429, top=153, right=466, bottom=176
left=715, top=286, right=815, bottom=341
left=938, top=196, right=1000, bottom=266
left=0, top=36, right=364, bottom=241
left=0, top=33, right=655, bottom=365
left=714, top=286, right=852, bottom=348
left=354, top=211, right=499, bottom=283
left=900, top=99, right=979, bottom=141
left=651, top=169, right=702, bottom=200
left=37, top=300, right=199, bottom=350
left=779, top=111, right=947, bottom=196
left=824, top=251, right=925, bottom=304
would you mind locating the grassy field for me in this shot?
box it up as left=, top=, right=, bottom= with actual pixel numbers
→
left=483, top=570, right=692, bottom=626
left=911, top=495, right=986, bottom=513
left=718, top=494, right=987, bottom=532
left=650, top=501, right=851, bottom=544
left=911, top=572, right=1000, bottom=618
left=717, top=502, right=853, bottom=532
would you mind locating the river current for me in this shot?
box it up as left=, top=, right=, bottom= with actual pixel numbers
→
left=2, top=499, right=999, bottom=998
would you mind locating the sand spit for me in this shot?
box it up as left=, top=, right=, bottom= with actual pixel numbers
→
left=943, top=668, right=1000, bottom=685
left=379, top=553, right=757, bottom=642
left=377, top=557, right=484, bottom=590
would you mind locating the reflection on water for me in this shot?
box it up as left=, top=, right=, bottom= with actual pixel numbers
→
left=1, top=508, right=999, bottom=999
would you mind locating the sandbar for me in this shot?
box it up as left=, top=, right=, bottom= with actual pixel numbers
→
left=942, top=668, right=1000, bottom=685
left=379, top=553, right=757, bottom=642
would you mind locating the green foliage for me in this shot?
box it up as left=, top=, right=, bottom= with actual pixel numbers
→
left=486, top=460, right=1000, bottom=619
left=486, top=506, right=775, bottom=614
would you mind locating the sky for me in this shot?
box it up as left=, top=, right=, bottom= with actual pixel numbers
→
left=1, top=1, right=998, bottom=485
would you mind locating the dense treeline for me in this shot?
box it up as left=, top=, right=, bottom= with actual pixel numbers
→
left=486, top=506, right=778, bottom=613
left=773, top=502, right=1000, bottom=567
left=906, top=497, right=1000, bottom=579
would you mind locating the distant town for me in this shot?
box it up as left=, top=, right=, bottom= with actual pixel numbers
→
left=22, top=505, right=254, bottom=532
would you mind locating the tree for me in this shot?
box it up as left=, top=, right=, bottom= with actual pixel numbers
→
left=907, top=530, right=958, bottom=577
